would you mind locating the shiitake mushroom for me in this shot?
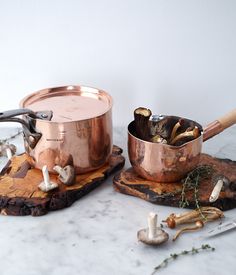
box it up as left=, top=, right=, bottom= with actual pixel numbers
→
left=133, top=107, right=202, bottom=146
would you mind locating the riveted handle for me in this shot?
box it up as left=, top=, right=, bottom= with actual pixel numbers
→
left=0, top=108, right=53, bottom=148
left=0, top=108, right=53, bottom=121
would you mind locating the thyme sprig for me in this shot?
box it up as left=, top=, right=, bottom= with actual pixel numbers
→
left=179, top=165, right=213, bottom=218
left=151, top=244, right=215, bottom=274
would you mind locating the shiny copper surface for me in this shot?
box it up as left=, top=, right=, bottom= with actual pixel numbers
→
left=20, top=85, right=113, bottom=173
left=128, top=108, right=236, bottom=182
left=128, top=121, right=202, bottom=182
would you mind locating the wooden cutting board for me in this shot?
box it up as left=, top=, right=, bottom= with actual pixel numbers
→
left=0, top=145, right=125, bottom=216
left=113, top=154, right=236, bottom=211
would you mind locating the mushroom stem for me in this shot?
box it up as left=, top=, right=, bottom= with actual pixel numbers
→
left=163, top=207, right=224, bottom=228
left=209, top=179, right=224, bottom=202
left=137, top=212, right=169, bottom=245
left=173, top=220, right=204, bottom=241
left=6, top=147, right=13, bottom=159
left=134, top=107, right=152, bottom=141
left=169, top=119, right=185, bottom=142
left=170, top=126, right=200, bottom=145
left=53, top=165, right=68, bottom=179
left=163, top=210, right=202, bottom=228
left=148, top=212, right=157, bottom=239
left=38, top=165, right=58, bottom=192
left=42, top=165, right=50, bottom=190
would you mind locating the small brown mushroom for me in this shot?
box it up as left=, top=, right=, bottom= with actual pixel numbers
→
left=163, top=207, right=224, bottom=228
left=170, top=126, right=200, bottom=146
left=173, top=220, right=204, bottom=241
left=137, top=212, right=169, bottom=245
left=209, top=175, right=230, bottom=202
left=53, top=165, right=75, bottom=185
left=134, top=107, right=152, bottom=141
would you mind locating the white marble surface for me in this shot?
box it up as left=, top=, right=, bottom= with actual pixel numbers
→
left=0, top=126, right=236, bottom=275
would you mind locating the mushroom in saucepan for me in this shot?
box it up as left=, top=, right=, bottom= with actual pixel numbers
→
left=169, top=118, right=186, bottom=143
left=170, top=126, right=200, bottom=146
left=53, top=165, right=75, bottom=186
left=150, top=116, right=179, bottom=140
left=151, top=135, right=167, bottom=144
left=134, top=107, right=152, bottom=141
left=132, top=107, right=202, bottom=146
left=137, top=212, right=169, bottom=245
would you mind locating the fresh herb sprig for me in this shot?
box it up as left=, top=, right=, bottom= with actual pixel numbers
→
left=179, top=165, right=213, bottom=218
left=152, top=244, right=215, bottom=274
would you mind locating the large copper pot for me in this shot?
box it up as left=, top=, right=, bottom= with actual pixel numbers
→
left=0, top=85, right=113, bottom=173
left=128, top=109, right=236, bottom=182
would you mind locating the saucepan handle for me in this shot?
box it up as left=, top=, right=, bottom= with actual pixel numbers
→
left=203, top=109, right=236, bottom=141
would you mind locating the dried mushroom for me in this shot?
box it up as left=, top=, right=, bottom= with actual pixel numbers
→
left=132, top=107, right=202, bottom=146
left=163, top=207, right=224, bottom=229
left=163, top=207, right=224, bottom=241
left=134, top=107, right=152, bottom=141
left=173, top=220, right=204, bottom=241
left=170, top=126, right=200, bottom=146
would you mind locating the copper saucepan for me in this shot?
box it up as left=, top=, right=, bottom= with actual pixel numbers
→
left=128, top=109, right=236, bottom=182
left=0, top=85, right=113, bottom=174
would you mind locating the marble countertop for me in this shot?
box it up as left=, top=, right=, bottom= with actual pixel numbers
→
left=0, top=126, right=236, bottom=275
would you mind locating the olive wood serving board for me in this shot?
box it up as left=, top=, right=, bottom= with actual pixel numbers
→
left=0, top=145, right=125, bottom=216
left=113, top=154, right=236, bottom=211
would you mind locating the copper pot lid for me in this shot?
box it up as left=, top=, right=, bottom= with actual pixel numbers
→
left=20, top=85, right=113, bottom=123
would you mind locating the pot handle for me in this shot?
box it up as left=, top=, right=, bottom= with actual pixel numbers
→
left=203, top=109, right=236, bottom=141
left=0, top=108, right=53, bottom=121
left=0, top=108, right=53, bottom=148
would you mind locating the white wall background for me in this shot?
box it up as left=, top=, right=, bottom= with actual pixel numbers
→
left=0, top=0, right=235, bottom=127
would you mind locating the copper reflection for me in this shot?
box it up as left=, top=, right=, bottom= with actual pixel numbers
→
left=128, top=120, right=202, bottom=182
left=20, top=85, right=113, bottom=174
left=128, top=108, right=236, bottom=183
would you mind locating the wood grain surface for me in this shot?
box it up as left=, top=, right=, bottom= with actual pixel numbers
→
left=0, top=145, right=125, bottom=216
left=113, top=154, right=236, bottom=211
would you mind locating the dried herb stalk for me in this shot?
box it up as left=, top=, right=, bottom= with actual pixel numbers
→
left=151, top=244, right=215, bottom=274
left=179, top=165, right=213, bottom=218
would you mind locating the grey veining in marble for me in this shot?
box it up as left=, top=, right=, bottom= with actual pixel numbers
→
left=0, top=126, right=236, bottom=275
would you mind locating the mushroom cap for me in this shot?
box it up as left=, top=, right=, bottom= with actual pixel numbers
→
left=137, top=228, right=169, bottom=245
left=58, top=165, right=75, bottom=185
left=38, top=181, right=58, bottom=192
